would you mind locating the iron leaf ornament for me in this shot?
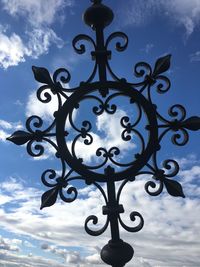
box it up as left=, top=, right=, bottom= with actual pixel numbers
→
left=32, top=66, right=53, bottom=85
left=181, top=116, right=200, bottom=131
left=40, top=187, right=60, bottom=210
left=7, top=1, right=200, bottom=266
left=7, top=130, right=32, bottom=145
left=164, top=178, right=185, bottom=198
left=152, top=54, right=171, bottom=76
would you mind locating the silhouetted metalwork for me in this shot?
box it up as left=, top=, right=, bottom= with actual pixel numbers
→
left=7, top=1, right=200, bottom=266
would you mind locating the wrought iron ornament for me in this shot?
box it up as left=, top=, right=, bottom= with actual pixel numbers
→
left=7, top=1, right=200, bottom=266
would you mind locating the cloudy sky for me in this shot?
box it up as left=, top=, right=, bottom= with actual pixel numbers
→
left=0, top=0, right=200, bottom=266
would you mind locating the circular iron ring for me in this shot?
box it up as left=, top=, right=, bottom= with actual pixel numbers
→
left=56, top=81, right=158, bottom=182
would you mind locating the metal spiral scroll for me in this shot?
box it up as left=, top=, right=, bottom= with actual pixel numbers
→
left=105, top=32, right=129, bottom=81
left=85, top=182, right=109, bottom=236
left=144, top=155, right=184, bottom=197
left=7, top=1, right=200, bottom=266
left=64, top=90, right=147, bottom=171
left=157, top=104, right=190, bottom=146
left=117, top=179, right=144, bottom=233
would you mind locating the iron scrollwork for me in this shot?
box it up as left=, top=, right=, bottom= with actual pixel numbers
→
left=7, top=1, right=200, bottom=266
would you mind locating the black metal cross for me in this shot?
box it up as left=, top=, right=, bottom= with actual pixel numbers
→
left=7, top=1, right=200, bottom=266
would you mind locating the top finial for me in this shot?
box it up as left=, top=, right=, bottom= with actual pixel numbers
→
left=84, top=0, right=114, bottom=30
left=91, top=0, right=102, bottom=3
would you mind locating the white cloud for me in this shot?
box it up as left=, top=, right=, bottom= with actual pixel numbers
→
left=179, top=165, right=200, bottom=184
left=0, top=0, right=73, bottom=69
left=120, top=0, right=200, bottom=37
left=190, top=51, right=200, bottom=62
left=0, top=119, right=22, bottom=142
left=0, top=129, right=9, bottom=141
left=41, top=243, right=105, bottom=265
left=163, top=0, right=200, bottom=37
left=26, top=91, right=59, bottom=122
left=70, top=109, right=136, bottom=164
left=0, top=236, right=20, bottom=252
left=27, top=28, right=64, bottom=59
left=0, top=250, right=68, bottom=267
left=41, top=243, right=68, bottom=260
left=66, top=250, right=82, bottom=265
left=0, top=120, right=22, bottom=130
left=23, top=240, right=35, bottom=248
left=26, top=88, right=70, bottom=122
left=0, top=248, right=153, bottom=267
left=96, top=109, right=137, bottom=152
left=0, top=194, right=12, bottom=205
left=0, top=26, right=64, bottom=69
left=119, top=0, right=159, bottom=27
left=2, top=0, right=74, bottom=27
left=85, top=253, right=102, bottom=264
left=174, top=154, right=200, bottom=168
left=1, top=177, right=24, bottom=192
left=0, top=30, right=29, bottom=69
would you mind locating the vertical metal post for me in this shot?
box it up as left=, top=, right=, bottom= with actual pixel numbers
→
left=106, top=179, right=120, bottom=243
left=95, top=25, right=107, bottom=83
left=101, top=170, right=133, bottom=267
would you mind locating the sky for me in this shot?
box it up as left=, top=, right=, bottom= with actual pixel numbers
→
left=0, top=0, right=200, bottom=266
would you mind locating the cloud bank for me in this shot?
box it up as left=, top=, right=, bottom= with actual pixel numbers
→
left=0, top=156, right=199, bottom=266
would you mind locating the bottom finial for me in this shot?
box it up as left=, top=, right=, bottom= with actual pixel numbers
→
left=101, top=239, right=134, bottom=266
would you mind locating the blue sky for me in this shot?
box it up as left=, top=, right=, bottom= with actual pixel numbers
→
left=0, top=0, right=200, bottom=266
